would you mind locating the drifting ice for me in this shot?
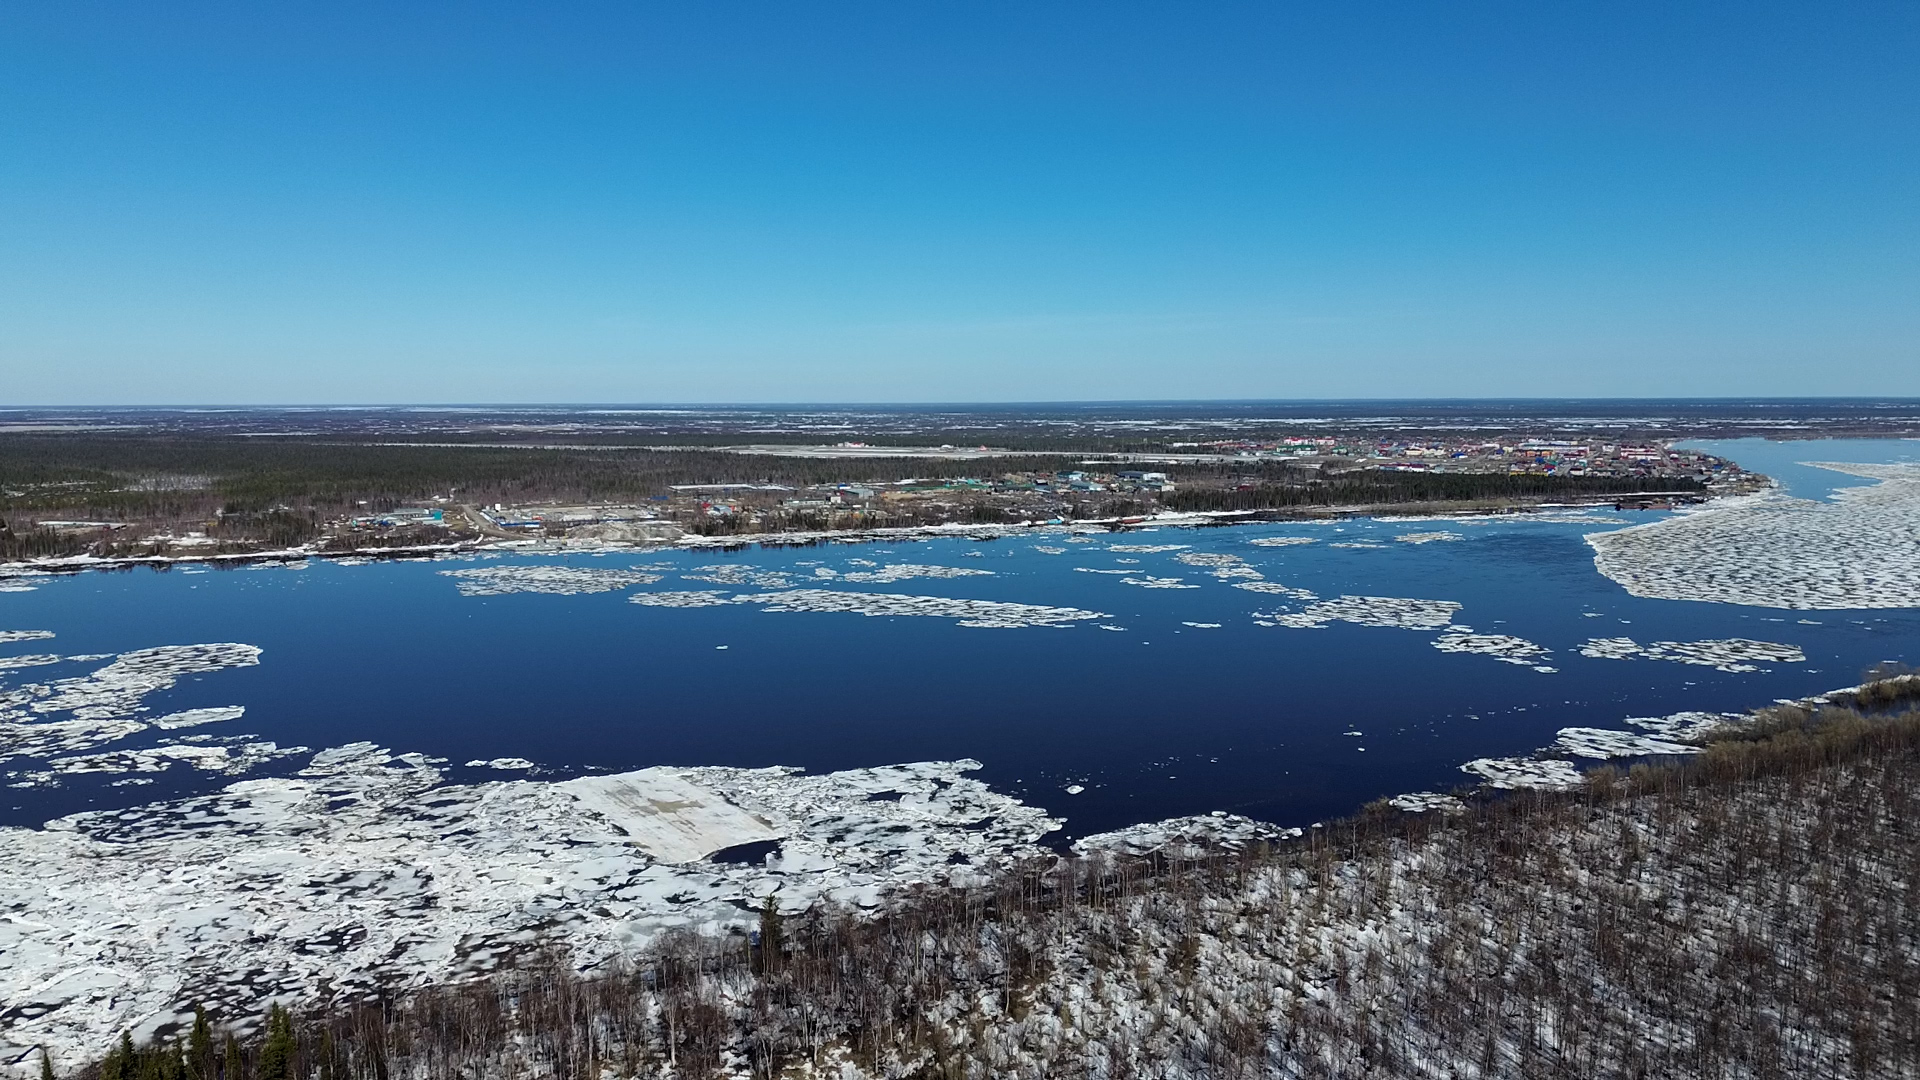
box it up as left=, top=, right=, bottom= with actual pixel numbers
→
left=1587, top=462, right=1920, bottom=608
left=1577, top=636, right=1805, bottom=673
left=440, top=565, right=664, bottom=596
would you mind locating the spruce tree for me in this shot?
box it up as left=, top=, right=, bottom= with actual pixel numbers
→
left=221, top=1036, right=241, bottom=1080
left=257, top=1004, right=296, bottom=1080
left=188, top=1006, right=212, bottom=1080
left=39, top=1047, right=54, bottom=1080
left=100, top=1030, right=135, bottom=1080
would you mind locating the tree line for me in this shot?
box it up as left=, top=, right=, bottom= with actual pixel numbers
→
left=1162, top=470, right=1704, bottom=512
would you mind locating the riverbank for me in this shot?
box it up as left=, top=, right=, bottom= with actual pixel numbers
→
left=0, top=493, right=1680, bottom=577
left=40, top=685, right=1920, bottom=1080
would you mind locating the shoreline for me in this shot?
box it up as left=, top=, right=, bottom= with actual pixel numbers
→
left=0, top=492, right=1701, bottom=577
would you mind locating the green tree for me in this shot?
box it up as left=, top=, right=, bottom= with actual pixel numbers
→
left=220, top=1036, right=241, bottom=1080
left=257, top=1004, right=296, bottom=1080
left=187, top=1006, right=212, bottom=1080
left=39, top=1047, right=54, bottom=1080
left=100, top=1031, right=136, bottom=1080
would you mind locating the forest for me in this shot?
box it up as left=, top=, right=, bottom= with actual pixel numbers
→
left=47, top=687, right=1920, bottom=1080
left=1159, top=470, right=1701, bottom=512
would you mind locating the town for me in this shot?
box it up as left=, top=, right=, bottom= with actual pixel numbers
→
left=0, top=410, right=1771, bottom=563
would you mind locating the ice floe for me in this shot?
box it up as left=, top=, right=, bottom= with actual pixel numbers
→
left=1328, top=541, right=1387, bottom=549
left=1107, top=544, right=1189, bottom=554
left=1074, top=813, right=1301, bottom=857
left=0, top=748, right=1059, bottom=1067
left=1120, top=576, right=1200, bottom=590
left=1387, top=792, right=1465, bottom=814
left=833, top=564, right=995, bottom=584
left=1173, top=552, right=1241, bottom=568
left=1587, top=462, right=1920, bottom=608
left=1459, top=757, right=1585, bottom=791
left=150, top=706, right=247, bottom=730
left=629, top=590, right=737, bottom=608
left=1431, top=628, right=1555, bottom=671
left=1395, top=531, right=1463, bottom=544
left=630, top=588, right=1103, bottom=628
left=440, top=565, right=664, bottom=596
left=0, top=645, right=262, bottom=775
left=1554, top=727, right=1702, bottom=759
left=1246, top=536, right=1316, bottom=547
left=15, top=740, right=305, bottom=785
left=680, top=565, right=798, bottom=589
left=1624, top=711, right=1742, bottom=740
left=1181, top=622, right=1222, bottom=629
left=1259, top=595, right=1462, bottom=631
left=1073, top=568, right=1133, bottom=575
left=0, top=653, right=62, bottom=672
left=8, top=644, right=262, bottom=721
left=1173, top=552, right=1265, bottom=581
left=752, top=590, right=1104, bottom=628
left=1577, top=636, right=1805, bottom=673
left=1231, top=581, right=1319, bottom=600
left=1030, top=546, right=1067, bottom=555
left=465, top=757, right=537, bottom=770
left=0, top=630, right=56, bottom=644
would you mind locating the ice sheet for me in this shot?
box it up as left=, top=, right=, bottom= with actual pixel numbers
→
left=1587, top=463, right=1920, bottom=608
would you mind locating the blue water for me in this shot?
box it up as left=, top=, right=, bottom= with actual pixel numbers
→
left=1679, top=437, right=1920, bottom=499
left=5, top=439, right=1919, bottom=839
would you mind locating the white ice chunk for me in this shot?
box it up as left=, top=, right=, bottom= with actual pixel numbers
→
left=1432, top=628, right=1553, bottom=667
left=150, top=706, right=246, bottom=730
left=1554, top=727, right=1703, bottom=759
left=1578, top=636, right=1805, bottom=673
left=441, top=565, right=663, bottom=595
left=1460, top=757, right=1585, bottom=791
left=1259, top=595, right=1461, bottom=631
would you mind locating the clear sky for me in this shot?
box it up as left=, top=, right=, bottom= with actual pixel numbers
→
left=2, top=2, right=1916, bottom=404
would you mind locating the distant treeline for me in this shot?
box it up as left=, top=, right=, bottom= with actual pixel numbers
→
left=52, top=689, right=1920, bottom=1080
left=1, top=436, right=1704, bottom=517
left=0, top=436, right=1075, bottom=514
left=1164, top=470, right=1703, bottom=512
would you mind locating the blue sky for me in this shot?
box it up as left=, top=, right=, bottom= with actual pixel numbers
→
left=2, top=2, right=1916, bottom=404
